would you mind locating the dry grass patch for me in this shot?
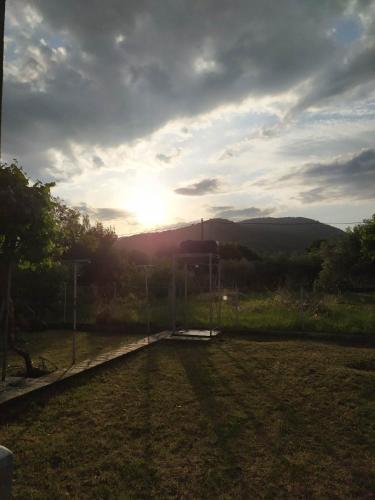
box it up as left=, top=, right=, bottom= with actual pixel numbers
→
left=0, top=334, right=375, bottom=498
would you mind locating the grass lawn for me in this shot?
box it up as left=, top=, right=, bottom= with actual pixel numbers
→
left=2, top=289, right=374, bottom=377
left=2, top=330, right=142, bottom=376
left=1, top=333, right=375, bottom=498
left=172, top=290, right=375, bottom=334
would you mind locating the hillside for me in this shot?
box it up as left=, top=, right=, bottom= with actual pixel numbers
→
left=115, top=217, right=344, bottom=256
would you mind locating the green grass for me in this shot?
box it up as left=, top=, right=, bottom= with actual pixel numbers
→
left=3, top=290, right=374, bottom=377
left=171, top=290, right=375, bottom=335
left=2, top=330, right=142, bottom=376
left=65, top=290, right=375, bottom=335
left=1, top=334, right=375, bottom=498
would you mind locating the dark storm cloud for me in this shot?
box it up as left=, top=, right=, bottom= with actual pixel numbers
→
left=208, top=205, right=233, bottom=213
left=211, top=206, right=275, bottom=219
left=280, top=148, right=375, bottom=202
left=95, top=207, right=135, bottom=221
left=290, top=45, right=375, bottom=116
left=174, top=178, right=219, bottom=196
left=5, top=0, right=371, bottom=178
left=76, top=203, right=135, bottom=222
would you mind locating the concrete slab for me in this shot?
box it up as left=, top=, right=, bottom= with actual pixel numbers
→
left=173, top=329, right=219, bottom=337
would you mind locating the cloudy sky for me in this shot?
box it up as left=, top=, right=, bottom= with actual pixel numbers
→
left=3, top=0, right=375, bottom=234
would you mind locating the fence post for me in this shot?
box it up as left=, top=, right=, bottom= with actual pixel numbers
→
left=209, top=253, right=213, bottom=336
left=184, top=263, right=188, bottom=332
left=235, top=287, right=240, bottom=328
left=171, top=255, right=176, bottom=335
left=0, top=446, right=13, bottom=500
left=300, top=286, right=305, bottom=331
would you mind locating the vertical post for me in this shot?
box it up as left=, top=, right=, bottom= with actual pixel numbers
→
left=300, top=286, right=305, bottom=331
left=171, top=256, right=176, bottom=335
left=1, top=262, right=11, bottom=382
left=201, top=218, right=204, bottom=241
left=145, top=268, right=150, bottom=342
left=0, top=446, right=13, bottom=500
left=72, top=261, right=77, bottom=364
left=184, top=262, right=188, bottom=332
left=0, top=0, right=6, bottom=161
left=63, top=282, right=67, bottom=323
left=235, top=287, right=239, bottom=328
left=209, top=253, right=213, bottom=336
left=217, top=260, right=222, bottom=330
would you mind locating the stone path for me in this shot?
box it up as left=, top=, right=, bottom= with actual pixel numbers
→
left=0, top=331, right=170, bottom=406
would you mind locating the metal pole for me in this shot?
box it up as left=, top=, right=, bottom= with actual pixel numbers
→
left=1, top=262, right=11, bottom=382
left=184, top=263, right=188, bottom=332
left=300, top=286, right=305, bottom=331
left=209, top=253, right=213, bottom=336
left=145, top=268, right=150, bottom=342
left=171, top=256, right=176, bottom=335
left=218, top=260, right=222, bottom=330
left=72, top=262, right=77, bottom=364
left=0, top=0, right=6, bottom=161
left=63, top=282, right=67, bottom=323
left=235, top=287, right=239, bottom=328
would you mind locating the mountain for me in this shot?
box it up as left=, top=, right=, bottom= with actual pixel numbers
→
left=115, top=217, right=344, bottom=256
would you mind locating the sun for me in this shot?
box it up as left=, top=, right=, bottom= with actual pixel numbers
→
left=127, top=179, right=167, bottom=228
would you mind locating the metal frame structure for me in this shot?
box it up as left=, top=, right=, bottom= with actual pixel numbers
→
left=136, top=264, right=155, bottom=343
left=62, top=258, right=90, bottom=364
left=171, top=252, right=221, bottom=337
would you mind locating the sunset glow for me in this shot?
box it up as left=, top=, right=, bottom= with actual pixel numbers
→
left=127, top=179, right=167, bottom=229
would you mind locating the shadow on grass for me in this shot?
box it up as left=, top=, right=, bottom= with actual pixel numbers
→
left=0, top=344, right=152, bottom=427
left=176, top=343, right=251, bottom=497
left=214, top=341, right=371, bottom=477
left=222, top=329, right=375, bottom=349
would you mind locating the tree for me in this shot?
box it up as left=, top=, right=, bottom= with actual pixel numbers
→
left=219, top=243, right=260, bottom=261
left=315, top=231, right=361, bottom=291
left=357, top=214, right=375, bottom=262
left=0, top=162, right=58, bottom=378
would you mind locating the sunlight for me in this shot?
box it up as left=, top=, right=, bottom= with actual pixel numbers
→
left=127, top=179, right=167, bottom=228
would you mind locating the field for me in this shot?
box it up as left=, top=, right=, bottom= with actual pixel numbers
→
left=1, top=333, right=375, bottom=498
left=74, top=289, right=375, bottom=334
left=2, top=290, right=374, bottom=376
left=190, top=290, right=375, bottom=334
left=138, top=289, right=375, bottom=335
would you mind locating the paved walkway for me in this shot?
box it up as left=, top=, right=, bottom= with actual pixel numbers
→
left=0, top=331, right=170, bottom=406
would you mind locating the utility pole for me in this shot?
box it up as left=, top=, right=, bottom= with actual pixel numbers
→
left=201, top=218, right=204, bottom=241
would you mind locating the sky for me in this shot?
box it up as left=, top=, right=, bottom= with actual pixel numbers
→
left=3, top=0, right=375, bottom=234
